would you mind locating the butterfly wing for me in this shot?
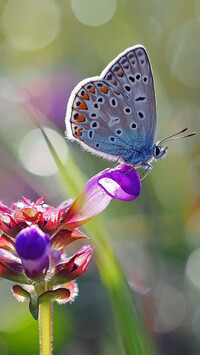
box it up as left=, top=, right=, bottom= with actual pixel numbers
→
left=102, top=45, right=157, bottom=145
left=66, top=45, right=157, bottom=163
left=66, top=77, right=144, bottom=161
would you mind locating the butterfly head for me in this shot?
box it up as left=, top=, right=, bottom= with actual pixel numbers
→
left=153, top=128, right=196, bottom=162
left=153, top=144, right=168, bottom=161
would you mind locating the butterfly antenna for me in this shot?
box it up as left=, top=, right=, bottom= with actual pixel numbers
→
left=159, top=128, right=196, bottom=145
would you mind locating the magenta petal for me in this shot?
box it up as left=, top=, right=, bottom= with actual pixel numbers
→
left=0, top=248, right=22, bottom=272
left=0, top=202, right=12, bottom=214
left=62, top=178, right=112, bottom=228
left=80, top=177, right=112, bottom=216
left=62, top=165, right=141, bottom=229
left=51, top=245, right=93, bottom=285
left=97, top=164, right=141, bottom=201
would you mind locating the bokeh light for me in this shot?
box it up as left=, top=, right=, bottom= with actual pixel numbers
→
left=165, top=20, right=200, bottom=88
left=186, top=249, right=200, bottom=289
left=153, top=283, right=186, bottom=333
left=18, top=127, right=68, bottom=176
left=0, top=77, right=25, bottom=102
left=1, top=0, right=61, bottom=51
left=70, top=0, right=116, bottom=26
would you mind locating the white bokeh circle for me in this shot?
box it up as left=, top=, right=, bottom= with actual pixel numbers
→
left=1, top=0, right=61, bottom=51
left=71, top=0, right=116, bottom=26
left=18, top=127, right=68, bottom=176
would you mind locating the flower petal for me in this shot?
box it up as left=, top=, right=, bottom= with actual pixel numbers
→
left=50, top=245, right=93, bottom=286
left=14, top=208, right=41, bottom=224
left=0, top=262, right=30, bottom=284
left=15, top=225, right=51, bottom=279
left=38, top=288, right=70, bottom=305
left=0, top=213, right=21, bottom=238
left=51, top=228, right=87, bottom=249
left=57, top=199, right=73, bottom=217
left=0, top=248, right=22, bottom=271
left=60, top=178, right=112, bottom=229
left=38, top=208, right=61, bottom=234
left=12, top=285, right=30, bottom=302
left=0, top=202, right=12, bottom=214
left=60, top=281, right=79, bottom=303
left=97, top=164, right=141, bottom=201
left=0, top=234, right=15, bottom=252
left=59, top=165, right=141, bottom=229
left=34, top=195, right=46, bottom=205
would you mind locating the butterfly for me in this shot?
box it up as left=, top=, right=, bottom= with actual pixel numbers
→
left=65, top=45, right=195, bottom=178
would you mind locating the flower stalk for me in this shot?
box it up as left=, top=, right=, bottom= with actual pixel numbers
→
left=39, top=300, right=52, bottom=355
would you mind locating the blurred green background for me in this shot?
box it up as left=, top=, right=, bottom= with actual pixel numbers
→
left=0, top=0, right=199, bottom=354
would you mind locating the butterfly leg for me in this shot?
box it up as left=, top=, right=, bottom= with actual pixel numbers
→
left=107, top=157, right=121, bottom=171
left=140, top=163, right=153, bottom=180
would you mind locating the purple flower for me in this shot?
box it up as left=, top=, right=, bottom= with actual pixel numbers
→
left=0, top=164, right=141, bottom=319
left=97, top=164, right=141, bottom=201
left=62, top=164, right=141, bottom=229
left=15, top=226, right=51, bottom=279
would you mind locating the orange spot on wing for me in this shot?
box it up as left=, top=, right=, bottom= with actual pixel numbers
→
left=113, top=89, right=120, bottom=95
left=111, top=79, right=117, bottom=85
left=117, top=71, right=124, bottom=77
left=89, top=87, right=95, bottom=94
left=82, top=93, right=89, bottom=100
left=75, top=127, right=83, bottom=137
left=76, top=115, right=85, bottom=123
left=100, top=86, right=108, bottom=94
left=79, top=101, right=88, bottom=110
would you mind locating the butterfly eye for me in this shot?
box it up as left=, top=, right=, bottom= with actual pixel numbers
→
left=154, top=146, right=161, bottom=157
left=153, top=145, right=168, bottom=161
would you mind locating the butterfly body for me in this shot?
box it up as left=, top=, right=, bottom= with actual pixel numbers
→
left=65, top=45, right=184, bottom=176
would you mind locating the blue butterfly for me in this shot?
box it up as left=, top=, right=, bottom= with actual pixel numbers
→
left=65, top=45, right=195, bottom=177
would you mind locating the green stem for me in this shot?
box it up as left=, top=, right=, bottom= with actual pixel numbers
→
left=39, top=300, right=52, bottom=355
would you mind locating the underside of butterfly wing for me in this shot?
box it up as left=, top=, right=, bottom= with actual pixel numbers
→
left=102, top=45, right=157, bottom=145
left=65, top=45, right=157, bottom=166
